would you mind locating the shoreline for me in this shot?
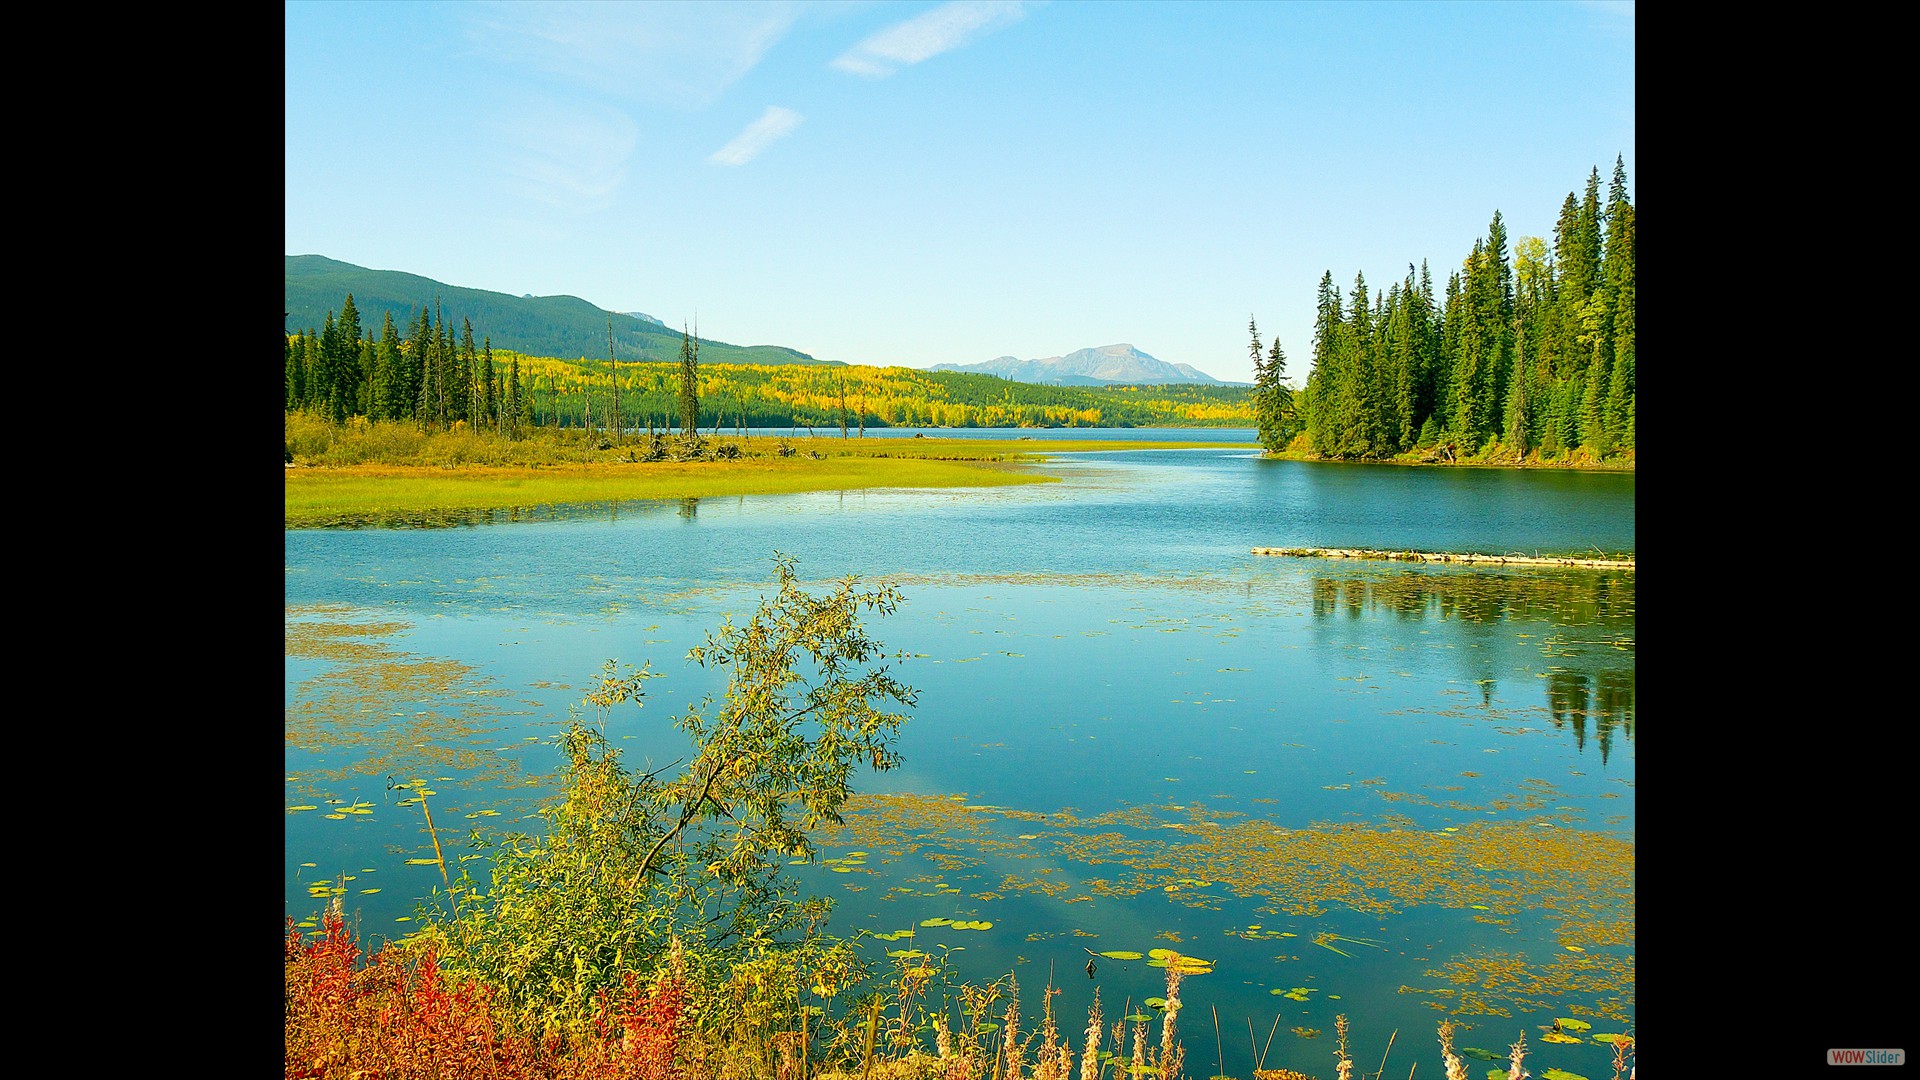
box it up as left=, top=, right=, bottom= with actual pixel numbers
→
left=1253, top=546, right=1635, bottom=569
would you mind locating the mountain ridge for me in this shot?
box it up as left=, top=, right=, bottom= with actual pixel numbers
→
left=929, top=343, right=1238, bottom=386
left=285, top=255, right=826, bottom=368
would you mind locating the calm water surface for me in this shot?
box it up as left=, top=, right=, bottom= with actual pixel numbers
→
left=285, top=442, right=1634, bottom=1076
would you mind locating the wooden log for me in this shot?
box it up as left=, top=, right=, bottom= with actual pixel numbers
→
left=1249, top=547, right=1634, bottom=570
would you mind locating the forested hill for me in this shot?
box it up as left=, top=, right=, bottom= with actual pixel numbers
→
left=285, top=255, right=826, bottom=367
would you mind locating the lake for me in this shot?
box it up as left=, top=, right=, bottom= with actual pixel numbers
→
left=285, top=435, right=1634, bottom=1077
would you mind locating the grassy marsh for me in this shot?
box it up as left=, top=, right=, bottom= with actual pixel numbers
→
left=284, top=416, right=1245, bottom=527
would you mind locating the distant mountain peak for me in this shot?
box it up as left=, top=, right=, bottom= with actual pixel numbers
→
left=928, top=343, right=1227, bottom=386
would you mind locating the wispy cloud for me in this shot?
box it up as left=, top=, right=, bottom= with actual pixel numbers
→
left=468, top=1, right=804, bottom=107
left=1578, top=0, right=1635, bottom=38
left=494, top=97, right=640, bottom=209
left=830, top=0, right=1030, bottom=78
left=709, top=106, right=805, bottom=166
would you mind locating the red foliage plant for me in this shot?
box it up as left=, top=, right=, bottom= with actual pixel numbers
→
left=284, top=898, right=686, bottom=1080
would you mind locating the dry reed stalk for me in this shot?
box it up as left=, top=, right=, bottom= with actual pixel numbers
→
left=1375, top=1029, right=1397, bottom=1080
left=1079, top=988, right=1103, bottom=1080
left=1506, top=1031, right=1529, bottom=1080
left=417, top=788, right=449, bottom=887
left=1334, top=1015, right=1352, bottom=1080
left=1034, top=980, right=1065, bottom=1080
left=1158, top=960, right=1186, bottom=1080
left=1437, top=1020, right=1467, bottom=1080
left=1213, top=1005, right=1225, bottom=1080
left=1610, top=1035, right=1633, bottom=1080
left=1131, top=1013, right=1148, bottom=1079
left=1001, top=975, right=1023, bottom=1080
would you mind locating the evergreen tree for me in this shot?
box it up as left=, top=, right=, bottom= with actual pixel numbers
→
left=413, top=307, right=435, bottom=428
left=437, top=305, right=455, bottom=428
left=336, top=294, right=362, bottom=365
left=302, top=331, right=322, bottom=413
left=1504, top=323, right=1533, bottom=456
left=606, top=317, right=621, bottom=440
left=1452, top=242, right=1487, bottom=445
left=1253, top=332, right=1293, bottom=453
left=358, top=336, right=377, bottom=418
left=285, top=333, right=305, bottom=411
left=1389, top=273, right=1421, bottom=450
left=482, top=339, right=498, bottom=431
left=1578, top=168, right=1604, bottom=301
left=678, top=324, right=701, bottom=435
left=1305, top=272, right=1343, bottom=454
left=371, top=313, right=401, bottom=419
left=1579, top=296, right=1613, bottom=456
left=508, top=355, right=523, bottom=439
left=1600, top=158, right=1634, bottom=450
left=460, top=318, right=478, bottom=426
left=318, top=310, right=348, bottom=423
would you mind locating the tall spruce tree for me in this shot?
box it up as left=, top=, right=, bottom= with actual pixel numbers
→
left=678, top=324, right=700, bottom=436
left=508, top=356, right=523, bottom=438
left=1254, top=333, right=1294, bottom=453
left=481, top=339, right=497, bottom=430
left=1600, top=157, right=1634, bottom=451
left=1505, top=323, right=1532, bottom=456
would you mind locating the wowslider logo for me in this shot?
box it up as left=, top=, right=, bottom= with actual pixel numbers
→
left=1828, top=1048, right=1905, bottom=1065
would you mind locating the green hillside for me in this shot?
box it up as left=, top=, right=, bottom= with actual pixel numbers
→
left=285, top=255, right=828, bottom=367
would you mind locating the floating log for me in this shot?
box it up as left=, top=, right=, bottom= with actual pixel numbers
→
left=1250, top=547, right=1634, bottom=570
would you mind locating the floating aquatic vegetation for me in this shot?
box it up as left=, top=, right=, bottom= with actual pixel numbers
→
left=284, top=604, right=531, bottom=790
left=1539, top=1070, right=1590, bottom=1080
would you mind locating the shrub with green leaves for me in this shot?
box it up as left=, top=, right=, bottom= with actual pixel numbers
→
left=416, top=554, right=917, bottom=1042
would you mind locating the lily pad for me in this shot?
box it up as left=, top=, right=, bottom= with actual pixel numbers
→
left=287, top=805, right=318, bottom=812
left=1540, top=1071, right=1590, bottom=1080
left=1460, top=1047, right=1501, bottom=1061
left=404, top=858, right=442, bottom=866
left=1540, top=1032, right=1583, bottom=1044
left=1590, top=1034, right=1632, bottom=1046
left=920, top=918, right=953, bottom=927
left=1555, top=1018, right=1591, bottom=1032
left=1099, top=950, right=1145, bottom=960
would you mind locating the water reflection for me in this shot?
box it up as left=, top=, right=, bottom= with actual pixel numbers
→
left=1547, top=668, right=1636, bottom=763
left=1309, top=567, right=1635, bottom=755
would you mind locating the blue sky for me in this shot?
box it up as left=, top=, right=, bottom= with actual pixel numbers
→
left=286, top=1, right=1633, bottom=385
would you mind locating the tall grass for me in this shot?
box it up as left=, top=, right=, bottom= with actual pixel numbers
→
left=287, top=910, right=1630, bottom=1080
